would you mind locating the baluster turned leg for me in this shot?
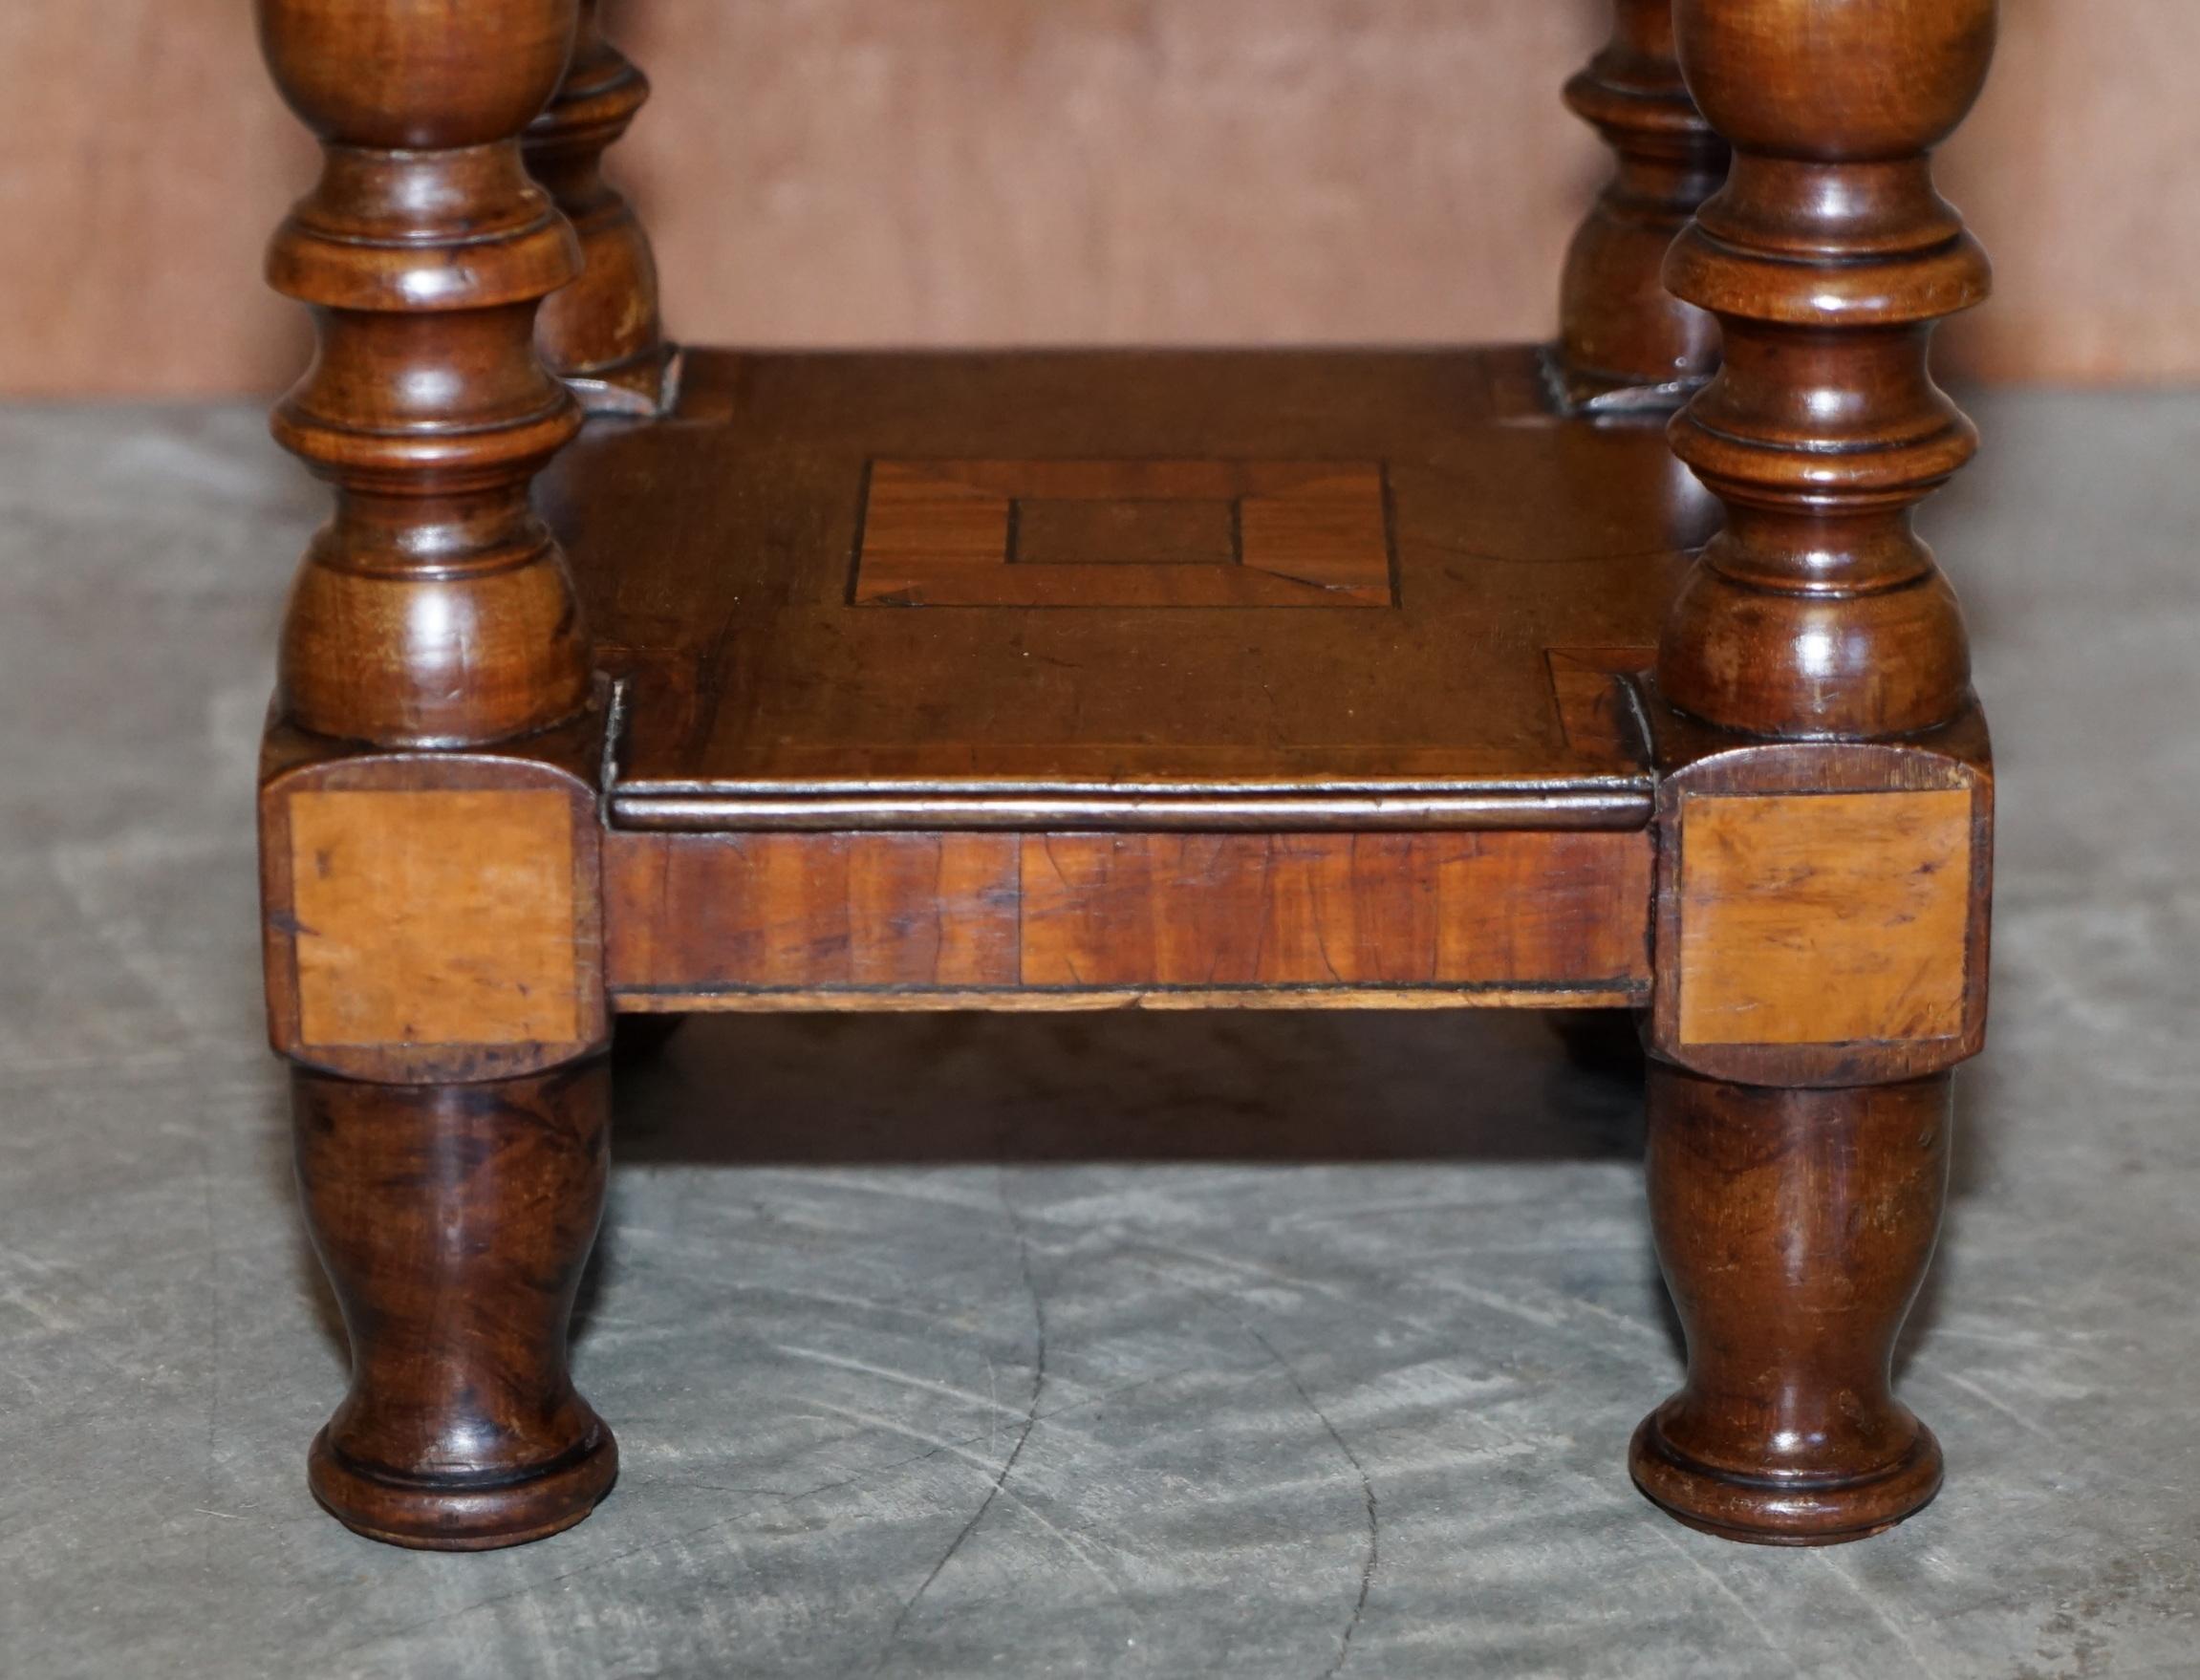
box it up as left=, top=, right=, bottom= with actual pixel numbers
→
left=526, top=0, right=675, bottom=412
left=260, top=0, right=593, bottom=745
left=1556, top=0, right=1728, bottom=403
left=1631, top=1068, right=1952, bottom=1542
left=1634, top=0, right=1997, bottom=1542
left=257, top=0, right=617, bottom=1547
left=296, top=1066, right=616, bottom=1549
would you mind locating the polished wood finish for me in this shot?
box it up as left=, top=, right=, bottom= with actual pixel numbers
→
left=622, top=988, right=1636, bottom=1018
left=257, top=0, right=618, bottom=1552
left=1557, top=0, right=1726, bottom=401
left=604, top=829, right=1650, bottom=1006
left=1547, top=648, right=1657, bottom=764
left=526, top=0, right=675, bottom=413
left=288, top=788, right=581, bottom=1046
left=260, top=728, right=611, bottom=1084
left=1644, top=714, right=1996, bottom=1090
left=1677, top=789, right=1971, bottom=1048
left=610, top=832, right=1020, bottom=995
left=852, top=460, right=1394, bottom=608
left=259, top=0, right=593, bottom=748
left=1626, top=0, right=1997, bottom=1545
left=547, top=347, right=1713, bottom=818
left=1655, top=0, right=1993, bottom=742
left=1021, top=833, right=1644, bottom=992
left=1632, top=1065, right=1951, bottom=1544
left=294, top=1061, right=617, bottom=1550
left=21, top=1, right=2194, bottom=400
left=248, top=0, right=2000, bottom=1554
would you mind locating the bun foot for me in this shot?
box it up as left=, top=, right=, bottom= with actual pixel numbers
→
left=1633, top=1063, right=1952, bottom=1544
left=293, top=1063, right=617, bottom=1549
left=1630, top=1408, right=1941, bottom=1546
left=310, top=1420, right=618, bottom=1552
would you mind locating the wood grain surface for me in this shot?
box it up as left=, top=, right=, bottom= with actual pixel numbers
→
left=1675, top=790, right=1973, bottom=1049
left=259, top=734, right=613, bottom=1086
left=8, top=0, right=2194, bottom=395
left=853, top=460, right=1393, bottom=608
left=550, top=346, right=1707, bottom=815
left=287, top=789, right=583, bottom=1051
left=604, top=828, right=1651, bottom=1004
left=1644, top=723, right=1995, bottom=1091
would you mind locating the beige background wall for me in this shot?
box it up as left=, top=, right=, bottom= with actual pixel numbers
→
left=6, top=0, right=2194, bottom=396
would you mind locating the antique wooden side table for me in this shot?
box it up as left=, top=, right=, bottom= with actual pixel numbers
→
left=253, top=0, right=1997, bottom=1550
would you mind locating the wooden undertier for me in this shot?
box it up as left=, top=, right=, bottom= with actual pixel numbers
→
left=262, top=346, right=1991, bottom=1075
left=543, top=345, right=1705, bottom=1012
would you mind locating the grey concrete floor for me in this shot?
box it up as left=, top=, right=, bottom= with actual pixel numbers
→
left=1, top=389, right=2196, bottom=1679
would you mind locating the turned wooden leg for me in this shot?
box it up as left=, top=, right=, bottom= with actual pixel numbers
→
left=258, top=0, right=593, bottom=747
left=1556, top=0, right=1726, bottom=403
left=256, top=0, right=617, bottom=1543
left=296, top=1063, right=617, bottom=1550
left=1634, top=0, right=1998, bottom=1540
left=526, top=0, right=675, bottom=414
left=1655, top=0, right=1995, bottom=739
left=1630, top=1064, right=1949, bottom=1544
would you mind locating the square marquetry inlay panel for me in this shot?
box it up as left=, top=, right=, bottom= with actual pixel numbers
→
left=852, top=459, right=1394, bottom=607
left=286, top=788, right=582, bottom=1049
left=1676, top=788, right=1974, bottom=1049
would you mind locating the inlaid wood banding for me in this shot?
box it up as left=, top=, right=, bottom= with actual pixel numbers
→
left=260, top=743, right=610, bottom=1085
left=853, top=460, right=1394, bottom=608
left=604, top=829, right=1651, bottom=1006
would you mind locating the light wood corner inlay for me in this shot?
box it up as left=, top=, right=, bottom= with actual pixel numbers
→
left=1680, top=791, right=1979, bottom=1050
left=287, top=789, right=582, bottom=1049
left=1677, top=788, right=1973, bottom=1048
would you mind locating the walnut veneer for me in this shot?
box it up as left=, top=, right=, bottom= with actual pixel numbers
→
left=251, top=0, right=1998, bottom=1552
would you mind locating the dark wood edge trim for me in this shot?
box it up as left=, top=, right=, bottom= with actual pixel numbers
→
left=614, top=981, right=1650, bottom=1014
left=606, top=785, right=1655, bottom=833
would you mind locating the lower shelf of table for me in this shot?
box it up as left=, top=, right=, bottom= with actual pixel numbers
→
left=546, top=342, right=1715, bottom=832
left=538, top=342, right=1694, bottom=1012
